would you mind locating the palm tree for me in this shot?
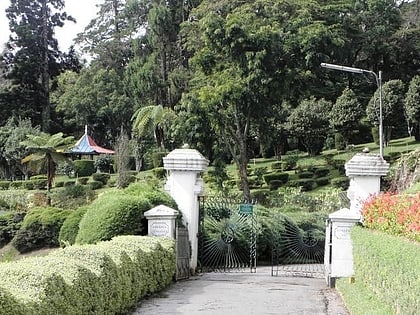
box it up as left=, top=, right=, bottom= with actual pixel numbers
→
left=20, top=132, right=74, bottom=205
left=132, top=105, right=176, bottom=150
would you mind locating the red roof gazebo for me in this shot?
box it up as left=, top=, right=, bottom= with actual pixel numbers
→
left=68, top=126, right=115, bottom=158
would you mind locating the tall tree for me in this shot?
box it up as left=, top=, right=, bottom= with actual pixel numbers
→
left=286, top=97, right=332, bottom=157
left=330, top=87, right=364, bottom=147
left=2, top=0, right=75, bottom=132
left=366, top=79, right=407, bottom=146
left=404, top=75, right=420, bottom=140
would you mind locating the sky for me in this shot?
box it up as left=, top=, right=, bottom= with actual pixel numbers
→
left=0, top=0, right=102, bottom=52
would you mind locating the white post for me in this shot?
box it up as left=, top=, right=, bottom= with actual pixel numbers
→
left=163, top=145, right=209, bottom=273
left=144, top=205, right=179, bottom=239
left=325, top=149, right=389, bottom=287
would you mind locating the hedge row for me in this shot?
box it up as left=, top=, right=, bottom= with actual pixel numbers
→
left=347, top=226, right=419, bottom=315
left=0, top=236, right=175, bottom=315
left=0, top=179, right=48, bottom=191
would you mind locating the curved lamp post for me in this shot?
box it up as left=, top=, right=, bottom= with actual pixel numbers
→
left=320, top=63, right=383, bottom=159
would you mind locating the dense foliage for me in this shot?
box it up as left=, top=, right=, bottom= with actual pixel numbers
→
left=361, top=192, right=420, bottom=242
left=0, top=236, right=175, bottom=315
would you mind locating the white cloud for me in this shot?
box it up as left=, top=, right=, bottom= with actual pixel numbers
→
left=0, top=0, right=102, bottom=52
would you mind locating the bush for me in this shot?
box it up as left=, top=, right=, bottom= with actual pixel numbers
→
left=75, top=193, right=152, bottom=244
left=263, top=172, right=289, bottom=185
left=281, top=152, right=299, bottom=171
left=297, top=171, right=314, bottom=179
left=250, top=189, right=272, bottom=206
left=64, top=180, right=76, bottom=187
left=51, top=185, right=95, bottom=210
left=331, top=177, right=350, bottom=190
left=0, top=236, right=175, bottom=315
left=58, top=206, right=89, bottom=246
left=153, top=167, right=166, bottom=179
left=269, top=180, right=284, bottom=191
left=92, top=172, right=111, bottom=185
left=0, top=181, right=10, bottom=190
left=314, top=167, right=330, bottom=178
left=315, top=177, right=330, bottom=187
left=271, top=162, right=282, bottom=170
left=11, top=207, right=71, bottom=253
left=287, top=179, right=315, bottom=191
left=0, top=212, right=25, bottom=247
left=73, top=160, right=95, bottom=177
left=76, top=177, right=90, bottom=185
left=22, top=180, right=34, bottom=190
left=94, top=154, right=114, bottom=173
left=9, top=181, right=24, bottom=189
left=54, top=180, right=65, bottom=188
left=334, top=132, right=346, bottom=150
left=89, top=180, right=104, bottom=190
left=361, top=192, right=420, bottom=242
left=152, top=151, right=167, bottom=168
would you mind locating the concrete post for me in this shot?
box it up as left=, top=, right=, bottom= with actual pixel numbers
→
left=325, top=150, right=389, bottom=287
left=163, top=145, right=209, bottom=272
left=345, top=151, right=389, bottom=216
left=144, top=205, right=179, bottom=239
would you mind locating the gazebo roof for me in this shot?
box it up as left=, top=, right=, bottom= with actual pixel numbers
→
left=69, top=126, right=115, bottom=155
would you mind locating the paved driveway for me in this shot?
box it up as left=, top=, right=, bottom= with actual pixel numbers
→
left=131, top=267, right=349, bottom=315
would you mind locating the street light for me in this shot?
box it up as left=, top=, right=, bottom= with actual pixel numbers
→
left=320, top=62, right=383, bottom=159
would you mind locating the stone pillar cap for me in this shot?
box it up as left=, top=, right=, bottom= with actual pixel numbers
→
left=345, top=153, right=389, bottom=177
left=329, top=208, right=361, bottom=221
left=144, top=205, right=179, bottom=218
left=163, top=147, right=209, bottom=171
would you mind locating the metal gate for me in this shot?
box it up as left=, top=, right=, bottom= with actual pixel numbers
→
left=176, top=226, right=190, bottom=280
left=270, top=213, right=325, bottom=278
left=198, top=196, right=256, bottom=273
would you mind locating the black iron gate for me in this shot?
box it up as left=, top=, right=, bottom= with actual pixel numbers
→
left=270, top=213, right=325, bottom=278
left=176, top=226, right=190, bottom=280
left=198, top=196, right=256, bottom=272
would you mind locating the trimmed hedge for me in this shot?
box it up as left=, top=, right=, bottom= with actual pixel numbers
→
left=314, top=167, right=330, bottom=178
left=263, top=172, right=289, bottom=185
left=287, top=179, right=315, bottom=191
left=346, top=226, right=420, bottom=315
left=11, top=207, right=71, bottom=253
left=76, top=193, right=151, bottom=244
left=76, top=177, right=89, bottom=185
left=297, top=171, right=314, bottom=179
left=0, top=236, right=175, bottom=315
left=73, top=160, right=95, bottom=177
left=0, top=181, right=10, bottom=190
left=58, top=206, right=89, bottom=246
left=92, top=173, right=110, bottom=185
left=89, top=180, right=103, bottom=190
left=0, top=212, right=25, bottom=247
left=331, top=177, right=350, bottom=190
left=76, top=183, right=177, bottom=245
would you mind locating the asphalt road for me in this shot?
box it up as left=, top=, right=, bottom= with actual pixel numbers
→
left=131, top=267, right=349, bottom=315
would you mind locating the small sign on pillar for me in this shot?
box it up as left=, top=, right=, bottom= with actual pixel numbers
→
left=144, top=205, right=179, bottom=239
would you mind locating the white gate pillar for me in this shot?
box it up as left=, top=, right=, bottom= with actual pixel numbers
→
left=345, top=150, right=389, bottom=216
left=325, top=150, right=389, bottom=287
left=163, top=145, right=209, bottom=273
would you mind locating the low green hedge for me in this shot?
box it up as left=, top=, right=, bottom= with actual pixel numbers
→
left=11, top=207, right=71, bottom=253
left=73, top=160, right=95, bottom=177
left=263, top=172, right=289, bottom=185
left=58, top=206, right=89, bottom=246
left=0, top=181, right=10, bottom=190
left=0, top=236, right=175, bottom=315
left=340, top=226, right=420, bottom=315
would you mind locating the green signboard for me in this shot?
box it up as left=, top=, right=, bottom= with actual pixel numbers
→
left=239, top=204, right=253, bottom=215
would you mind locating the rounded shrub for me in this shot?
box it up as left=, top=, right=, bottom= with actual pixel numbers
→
left=22, top=181, right=35, bottom=190
left=0, top=212, right=25, bottom=247
left=75, top=193, right=152, bottom=244
left=89, top=180, right=104, bottom=190
left=297, top=171, right=314, bottom=179
left=271, top=162, right=282, bottom=170
left=94, top=154, right=114, bottom=173
left=11, top=206, right=71, bottom=253
left=263, top=172, right=289, bottom=185
left=287, top=179, right=315, bottom=191
left=269, top=180, right=284, bottom=191
left=153, top=167, right=166, bottom=179
left=314, top=167, right=330, bottom=178
left=331, top=177, right=350, bottom=190
left=124, top=183, right=178, bottom=209
left=58, top=206, right=89, bottom=246
left=250, top=189, right=271, bottom=207
left=92, top=172, right=111, bottom=185
left=0, top=181, right=10, bottom=190
left=73, top=160, right=95, bottom=177
left=315, top=177, right=330, bottom=187
left=76, top=177, right=90, bottom=185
